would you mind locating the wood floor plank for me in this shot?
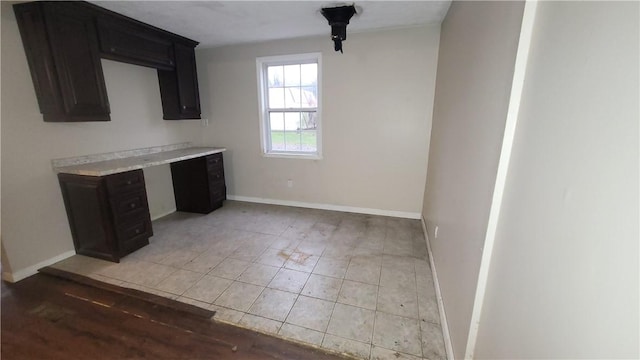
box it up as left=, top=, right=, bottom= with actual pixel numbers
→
left=40, top=266, right=215, bottom=318
left=1, top=274, right=348, bottom=360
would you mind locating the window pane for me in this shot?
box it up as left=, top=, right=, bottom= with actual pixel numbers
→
left=283, top=131, right=302, bottom=151
left=284, top=64, right=300, bottom=86
left=268, top=66, right=283, bottom=87
left=300, top=63, right=317, bottom=86
left=300, top=112, right=317, bottom=130
left=284, top=112, right=301, bottom=151
left=268, top=87, right=285, bottom=108
left=301, top=86, right=317, bottom=108
left=284, top=112, right=300, bottom=131
left=269, top=112, right=285, bottom=151
left=300, top=130, right=317, bottom=152
left=284, top=87, right=301, bottom=108
left=270, top=112, right=284, bottom=130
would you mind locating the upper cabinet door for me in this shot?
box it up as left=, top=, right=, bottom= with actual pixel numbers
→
left=96, top=17, right=175, bottom=70
left=43, top=3, right=110, bottom=121
left=175, top=43, right=201, bottom=117
left=158, top=42, right=201, bottom=120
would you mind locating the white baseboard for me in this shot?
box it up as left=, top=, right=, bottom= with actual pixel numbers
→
left=226, top=195, right=421, bottom=219
left=2, top=249, right=76, bottom=283
left=422, top=216, right=454, bottom=360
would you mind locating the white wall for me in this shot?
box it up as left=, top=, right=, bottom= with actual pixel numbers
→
left=0, top=2, right=201, bottom=280
left=197, top=26, right=440, bottom=217
left=421, top=2, right=525, bottom=358
left=475, top=1, right=639, bottom=358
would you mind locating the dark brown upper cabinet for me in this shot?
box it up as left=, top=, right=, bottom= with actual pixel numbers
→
left=96, top=17, right=175, bottom=70
left=14, top=2, right=110, bottom=122
left=13, top=1, right=201, bottom=122
left=158, top=43, right=202, bottom=120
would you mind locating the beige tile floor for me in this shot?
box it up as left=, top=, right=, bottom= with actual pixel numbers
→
left=52, top=201, right=446, bottom=360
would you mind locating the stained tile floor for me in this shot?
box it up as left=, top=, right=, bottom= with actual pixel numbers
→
left=52, top=201, right=446, bottom=360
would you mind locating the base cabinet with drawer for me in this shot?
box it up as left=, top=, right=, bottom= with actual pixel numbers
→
left=171, top=153, right=226, bottom=214
left=58, top=169, right=152, bottom=262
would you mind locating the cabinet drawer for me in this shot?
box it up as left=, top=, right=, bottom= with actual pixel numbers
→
left=109, top=191, right=149, bottom=223
left=105, top=170, right=145, bottom=195
left=116, top=218, right=152, bottom=252
left=209, top=178, right=225, bottom=192
left=206, top=154, right=223, bottom=173
left=210, top=185, right=226, bottom=203
left=206, top=153, right=223, bottom=167
left=208, top=168, right=224, bottom=183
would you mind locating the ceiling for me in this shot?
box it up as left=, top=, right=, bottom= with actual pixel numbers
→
left=90, top=1, right=452, bottom=49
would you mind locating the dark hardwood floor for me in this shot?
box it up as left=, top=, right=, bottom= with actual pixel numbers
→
left=1, top=273, right=349, bottom=360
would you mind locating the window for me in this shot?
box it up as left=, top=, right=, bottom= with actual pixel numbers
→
left=257, top=53, right=321, bottom=158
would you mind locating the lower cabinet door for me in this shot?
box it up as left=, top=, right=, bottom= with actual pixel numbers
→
left=58, top=174, right=119, bottom=262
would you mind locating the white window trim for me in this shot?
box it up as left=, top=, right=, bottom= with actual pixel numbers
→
left=256, top=53, right=322, bottom=160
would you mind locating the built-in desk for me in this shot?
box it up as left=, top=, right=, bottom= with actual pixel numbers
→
left=53, top=143, right=226, bottom=262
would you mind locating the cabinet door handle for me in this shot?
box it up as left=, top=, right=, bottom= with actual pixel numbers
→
left=129, top=203, right=136, bottom=209
left=169, top=60, right=174, bottom=65
left=182, top=105, right=187, bottom=110
left=135, top=229, right=141, bottom=234
left=126, top=180, right=132, bottom=185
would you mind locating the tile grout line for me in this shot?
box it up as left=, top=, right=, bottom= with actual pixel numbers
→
left=413, top=255, right=425, bottom=360
left=170, top=269, right=206, bottom=298
left=214, top=225, right=284, bottom=317
left=258, top=218, right=298, bottom=333
left=277, top=290, right=301, bottom=336
left=370, top=246, right=384, bottom=360
left=282, top=219, right=326, bottom=340
left=322, top=233, right=362, bottom=357
left=370, top=296, right=379, bottom=358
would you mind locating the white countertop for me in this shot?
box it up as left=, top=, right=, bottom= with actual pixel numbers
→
left=54, top=146, right=226, bottom=176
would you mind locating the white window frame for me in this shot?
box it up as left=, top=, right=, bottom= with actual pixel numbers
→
left=256, top=53, right=322, bottom=159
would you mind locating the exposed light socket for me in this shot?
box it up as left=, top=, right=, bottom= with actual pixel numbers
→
left=287, top=179, right=293, bottom=188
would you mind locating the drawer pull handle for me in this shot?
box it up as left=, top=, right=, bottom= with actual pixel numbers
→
left=135, top=229, right=141, bottom=234
left=126, top=180, right=132, bottom=185
left=129, top=203, right=136, bottom=209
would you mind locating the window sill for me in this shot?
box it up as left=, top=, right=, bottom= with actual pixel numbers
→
left=262, top=152, right=322, bottom=160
